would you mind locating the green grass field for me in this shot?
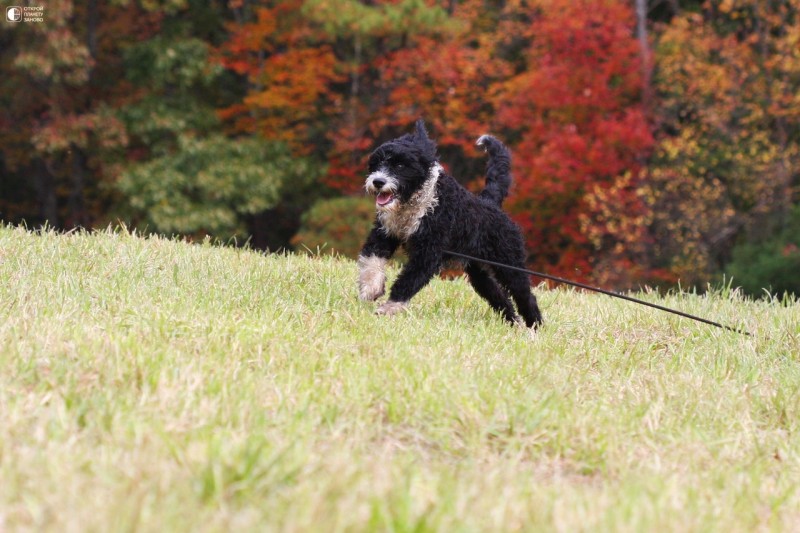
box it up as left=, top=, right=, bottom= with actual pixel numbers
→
left=1, top=225, right=799, bottom=531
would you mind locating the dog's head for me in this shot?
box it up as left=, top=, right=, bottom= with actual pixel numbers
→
left=365, top=119, right=439, bottom=212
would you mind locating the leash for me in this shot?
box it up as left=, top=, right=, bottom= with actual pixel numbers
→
left=444, top=250, right=752, bottom=337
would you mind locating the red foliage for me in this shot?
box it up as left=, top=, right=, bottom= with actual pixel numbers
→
left=496, top=0, right=654, bottom=283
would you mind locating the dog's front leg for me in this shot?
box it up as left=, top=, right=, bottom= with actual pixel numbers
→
left=377, top=248, right=443, bottom=316
left=358, top=224, right=400, bottom=301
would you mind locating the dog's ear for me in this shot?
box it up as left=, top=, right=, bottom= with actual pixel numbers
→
left=414, top=119, right=429, bottom=141
left=412, top=118, right=438, bottom=162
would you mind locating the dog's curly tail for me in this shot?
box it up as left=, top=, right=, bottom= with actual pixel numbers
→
left=476, top=134, right=512, bottom=206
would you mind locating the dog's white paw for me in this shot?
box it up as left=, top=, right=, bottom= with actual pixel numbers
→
left=358, top=255, right=387, bottom=301
left=358, top=271, right=385, bottom=301
left=375, top=300, right=408, bottom=316
left=359, top=283, right=385, bottom=302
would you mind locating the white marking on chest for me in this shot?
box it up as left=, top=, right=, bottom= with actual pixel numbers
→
left=378, top=163, right=441, bottom=241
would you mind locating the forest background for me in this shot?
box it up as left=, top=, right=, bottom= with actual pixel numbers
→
left=1, top=0, right=798, bottom=296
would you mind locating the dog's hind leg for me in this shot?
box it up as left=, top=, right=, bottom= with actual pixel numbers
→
left=493, top=267, right=543, bottom=328
left=465, top=263, right=518, bottom=324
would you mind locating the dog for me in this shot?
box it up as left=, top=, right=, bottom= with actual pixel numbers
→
left=357, top=119, right=543, bottom=328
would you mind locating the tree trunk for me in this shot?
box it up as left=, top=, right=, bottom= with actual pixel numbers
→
left=68, top=146, right=89, bottom=228
left=34, top=159, right=58, bottom=228
left=754, top=4, right=792, bottom=235
left=87, top=0, right=98, bottom=59
left=635, top=0, right=652, bottom=110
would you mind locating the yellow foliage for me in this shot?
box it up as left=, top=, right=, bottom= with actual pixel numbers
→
left=647, top=1, right=800, bottom=283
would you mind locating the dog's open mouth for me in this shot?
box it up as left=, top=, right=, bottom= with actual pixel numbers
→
left=376, top=192, right=395, bottom=207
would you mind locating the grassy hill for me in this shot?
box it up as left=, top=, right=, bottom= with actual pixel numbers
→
left=1, top=225, right=798, bottom=531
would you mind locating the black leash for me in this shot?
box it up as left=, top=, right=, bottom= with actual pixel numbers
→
left=444, top=250, right=752, bottom=337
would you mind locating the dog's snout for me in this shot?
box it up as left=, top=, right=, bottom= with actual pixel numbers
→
left=371, top=177, right=386, bottom=189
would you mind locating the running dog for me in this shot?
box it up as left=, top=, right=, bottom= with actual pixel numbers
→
left=357, top=119, right=543, bottom=328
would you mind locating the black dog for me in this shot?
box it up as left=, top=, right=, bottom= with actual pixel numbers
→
left=357, top=120, right=543, bottom=328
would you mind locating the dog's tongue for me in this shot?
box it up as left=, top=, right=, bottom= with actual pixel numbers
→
left=376, top=192, right=394, bottom=206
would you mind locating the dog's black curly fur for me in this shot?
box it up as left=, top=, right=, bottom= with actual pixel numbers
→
left=357, top=119, right=543, bottom=328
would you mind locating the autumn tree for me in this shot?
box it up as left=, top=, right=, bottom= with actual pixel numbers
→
left=493, top=0, right=655, bottom=286
left=218, top=0, right=493, bottom=251
left=115, top=0, right=321, bottom=244
left=364, top=0, right=513, bottom=187
left=647, top=0, right=800, bottom=285
left=0, top=0, right=188, bottom=229
left=0, top=0, right=125, bottom=228
left=218, top=0, right=486, bottom=194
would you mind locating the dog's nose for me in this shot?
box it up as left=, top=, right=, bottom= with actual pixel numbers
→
left=371, top=177, right=386, bottom=189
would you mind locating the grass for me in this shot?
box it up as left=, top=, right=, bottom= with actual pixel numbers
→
left=0, top=224, right=799, bottom=532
